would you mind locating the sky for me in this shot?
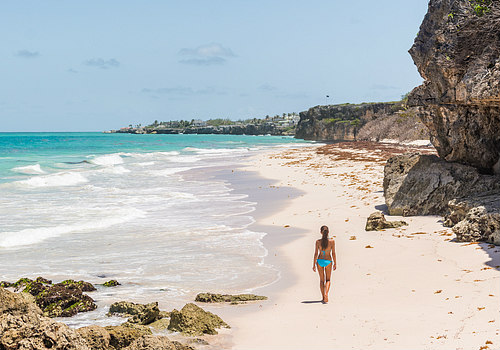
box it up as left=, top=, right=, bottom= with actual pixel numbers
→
left=1, top=1, right=429, bottom=132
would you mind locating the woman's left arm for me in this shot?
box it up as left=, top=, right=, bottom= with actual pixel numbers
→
left=332, top=240, right=337, bottom=271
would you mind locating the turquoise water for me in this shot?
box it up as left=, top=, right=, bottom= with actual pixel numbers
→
left=0, top=132, right=305, bottom=184
left=0, top=132, right=310, bottom=327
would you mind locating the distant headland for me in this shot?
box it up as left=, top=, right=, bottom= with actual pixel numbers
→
left=107, top=114, right=300, bottom=136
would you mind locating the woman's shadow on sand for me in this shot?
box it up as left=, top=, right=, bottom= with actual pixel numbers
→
left=301, top=300, right=324, bottom=304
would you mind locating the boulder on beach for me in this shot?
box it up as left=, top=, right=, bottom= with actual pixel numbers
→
left=195, top=292, right=267, bottom=304
left=167, top=303, right=230, bottom=336
left=108, top=301, right=161, bottom=325
left=365, top=212, right=408, bottom=231
left=446, top=192, right=500, bottom=244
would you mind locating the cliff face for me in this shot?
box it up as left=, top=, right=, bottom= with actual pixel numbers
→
left=295, top=102, right=406, bottom=141
left=384, top=0, right=500, bottom=244
left=409, top=0, right=500, bottom=173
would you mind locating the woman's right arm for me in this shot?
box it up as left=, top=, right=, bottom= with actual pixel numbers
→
left=312, top=241, right=318, bottom=272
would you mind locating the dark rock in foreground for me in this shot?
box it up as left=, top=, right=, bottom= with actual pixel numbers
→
left=365, top=212, right=407, bottom=231
left=168, top=303, right=230, bottom=336
left=195, top=292, right=267, bottom=303
left=384, top=154, right=500, bottom=216
left=408, top=0, right=500, bottom=173
left=18, top=278, right=97, bottom=318
left=107, top=301, right=161, bottom=325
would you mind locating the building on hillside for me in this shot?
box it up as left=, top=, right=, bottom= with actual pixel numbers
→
left=192, top=119, right=207, bottom=127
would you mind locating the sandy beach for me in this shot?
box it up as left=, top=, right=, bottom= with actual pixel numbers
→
left=212, top=142, right=500, bottom=350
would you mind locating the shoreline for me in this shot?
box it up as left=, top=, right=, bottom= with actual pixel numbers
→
left=215, top=142, right=499, bottom=350
left=2, top=141, right=498, bottom=349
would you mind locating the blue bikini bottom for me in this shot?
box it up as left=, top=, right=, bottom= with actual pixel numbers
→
left=317, top=259, right=332, bottom=267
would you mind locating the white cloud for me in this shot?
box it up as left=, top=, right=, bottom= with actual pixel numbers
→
left=178, top=43, right=235, bottom=66
left=84, top=58, right=120, bottom=69
left=15, top=50, right=40, bottom=58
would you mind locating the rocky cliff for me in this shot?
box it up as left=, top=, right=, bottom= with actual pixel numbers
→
left=384, top=0, right=500, bottom=244
left=408, top=0, right=500, bottom=174
left=295, top=102, right=428, bottom=142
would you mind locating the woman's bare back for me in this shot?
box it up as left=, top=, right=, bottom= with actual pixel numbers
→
left=316, top=239, right=335, bottom=261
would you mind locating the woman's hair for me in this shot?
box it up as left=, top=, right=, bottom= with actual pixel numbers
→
left=320, top=225, right=329, bottom=250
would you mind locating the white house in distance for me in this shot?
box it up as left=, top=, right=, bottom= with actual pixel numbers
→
left=192, top=119, right=207, bottom=127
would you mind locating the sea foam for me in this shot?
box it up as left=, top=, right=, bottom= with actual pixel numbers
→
left=0, top=207, right=145, bottom=248
left=89, top=154, right=124, bottom=166
left=12, top=164, right=46, bottom=175
left=16, top=172, right=88, bottom=188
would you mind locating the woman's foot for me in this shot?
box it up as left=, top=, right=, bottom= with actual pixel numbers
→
left=323, top=295, right=329, bottom=303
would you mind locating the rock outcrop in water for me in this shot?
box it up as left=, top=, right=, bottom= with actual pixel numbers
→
left=408, top=0, right=500, bottom=174
left=5, top=277, right=98, bottom=318
left=107, top=301, right=162, bottom=325
left=167, top=303, right=230, bottom=336
left=195, top=292, right=267, bottom=304
left=0, top=287, right=201, bottom=349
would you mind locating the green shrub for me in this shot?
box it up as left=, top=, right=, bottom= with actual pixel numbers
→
left=469, top=0, right=491, bottom=16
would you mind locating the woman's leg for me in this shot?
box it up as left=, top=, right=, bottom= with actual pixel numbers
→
left=316, top=263, right=325, bottom=301
left=323, top=263, right=333, bottom=302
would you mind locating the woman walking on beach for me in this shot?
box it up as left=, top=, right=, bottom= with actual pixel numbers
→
left=313, top=225, right=336, bottom=303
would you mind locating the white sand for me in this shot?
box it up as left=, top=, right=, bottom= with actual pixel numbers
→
left=213, top=143, right=500, bottom=350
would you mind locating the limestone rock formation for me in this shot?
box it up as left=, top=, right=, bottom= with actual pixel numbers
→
left=365, top=212, right=408, bottom=231
left=408, top=0, right=500, bottom=173
left=105, top=324, right=152, bottom=349
left=446, top=192, right=500, bottom=244
left=0, top=287, right=91, bottom=350
left=295, top=102, right=407, bottom=141
left=123, top=335, right=193, bottom=350
left=384, top=154, right=500, bottom=216
left=76, top=325, right=111, bottom=350
left=194, top=293, right=267, bottom=303
left=167, top=303, right=229, bottom=336
left=107, top=301, right=161, bottom=325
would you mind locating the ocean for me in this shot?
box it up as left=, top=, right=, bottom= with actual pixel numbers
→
left=0, top=132, right=309, bottom=326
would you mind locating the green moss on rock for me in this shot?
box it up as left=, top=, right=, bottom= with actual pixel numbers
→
left=60, top=279, right=96, bottom=292
left=167, top=303, right=229, bottom=336
left=107, top=301, right=160, bottom=325
left=195, top=293, right=267, bottom=303
left=103, top=279, right=120, bottom=287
